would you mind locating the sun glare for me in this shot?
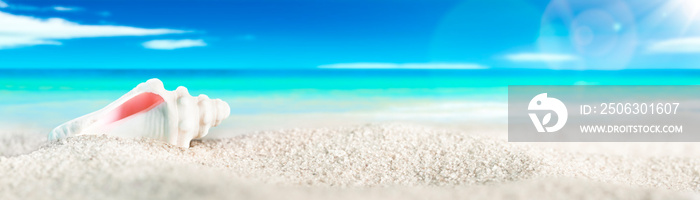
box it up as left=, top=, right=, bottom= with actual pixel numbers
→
left=671, top=0, right=700, bottom=34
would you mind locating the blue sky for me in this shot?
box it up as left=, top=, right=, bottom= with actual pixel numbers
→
left=1, top=0, right=700, bottom=69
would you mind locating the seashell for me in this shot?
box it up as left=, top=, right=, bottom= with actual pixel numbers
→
left=49, top=78, right=231, bottom=148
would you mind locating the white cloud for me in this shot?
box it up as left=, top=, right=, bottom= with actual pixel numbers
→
left=0, top=1, right=82, bottom=12
left=318, top=62, right=488, bottom=69
left=53, top=6, right=81, bottom=12
left=647, top=37, right=700, bottom=53
left=0, top=36, right=61, bottom=48
left=142, top=39, right=206, bottom=50
left=3, top=4, right=41, bottom=11
left=504, top=53, right=577, bottom=62
left=0, top=11, right=184, bottom=49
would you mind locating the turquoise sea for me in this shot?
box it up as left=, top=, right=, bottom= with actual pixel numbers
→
left=2, top=69, right=700, bottom=134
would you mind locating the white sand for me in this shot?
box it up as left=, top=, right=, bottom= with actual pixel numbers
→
left=0, top=123, right=698, bottom=199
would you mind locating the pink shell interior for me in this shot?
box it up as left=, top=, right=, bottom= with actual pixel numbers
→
left=107, top=92, right=165, bottom=123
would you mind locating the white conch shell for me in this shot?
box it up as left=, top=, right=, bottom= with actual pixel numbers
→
left=49, top=78, right=231, bottom=148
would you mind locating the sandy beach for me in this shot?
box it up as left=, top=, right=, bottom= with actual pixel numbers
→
left=1, top=123, right=698, bottom=200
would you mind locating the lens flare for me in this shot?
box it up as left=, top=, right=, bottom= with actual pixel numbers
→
left=537, top=0, right=637, bottom=70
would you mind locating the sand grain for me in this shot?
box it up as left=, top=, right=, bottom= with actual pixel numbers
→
left=0, top=124, right=697, bottom=199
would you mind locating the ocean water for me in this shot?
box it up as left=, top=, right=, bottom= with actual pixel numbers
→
left=1, top=69, right=699, bottom=134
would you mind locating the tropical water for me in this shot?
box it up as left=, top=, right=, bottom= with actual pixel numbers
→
left=2, top=69, right=699, bottom=135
